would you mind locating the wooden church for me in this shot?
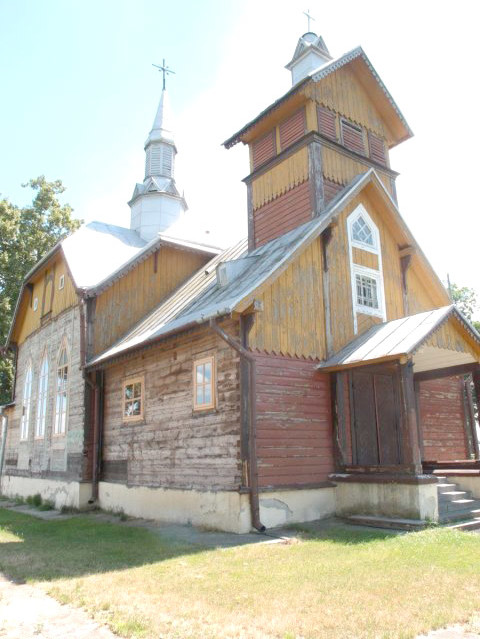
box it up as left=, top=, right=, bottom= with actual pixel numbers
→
left=1, top=31, right=480, bottom=532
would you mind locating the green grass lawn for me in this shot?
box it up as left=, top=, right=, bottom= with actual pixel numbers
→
left=1, top=508, right=480, bottom=639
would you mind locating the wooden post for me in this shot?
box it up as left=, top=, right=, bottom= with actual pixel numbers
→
left=399, top=361, right=422, bottom=473
left=465, top=376, right=480, bottom=460
left=473, top=368, right=480, bottom=459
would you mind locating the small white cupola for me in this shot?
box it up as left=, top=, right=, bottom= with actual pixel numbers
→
left=129, top=61, right=187, bottom=242
left=285, top=32, right=332, bottom=86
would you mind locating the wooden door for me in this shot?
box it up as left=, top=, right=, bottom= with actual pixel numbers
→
left=351, top=369, right=401, bottom=466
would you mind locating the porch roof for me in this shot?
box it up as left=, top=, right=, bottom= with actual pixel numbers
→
left=317, top=306, right=480, bottom=374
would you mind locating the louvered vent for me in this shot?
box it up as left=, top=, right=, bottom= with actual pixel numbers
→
left=252, top=131, right=276, bottom=169
left=317, top=106, right=337, bottom=140
left=150, top=146, right=162, bottom=174
left=368, top=131, right=386, bottom=165
left=279, top=108, right=306, bottom=150
left=341, top=119, right=365, bottom=155
left=145, top=144, right=174, bottom=178
left=162, top=146, right=173, bottom=176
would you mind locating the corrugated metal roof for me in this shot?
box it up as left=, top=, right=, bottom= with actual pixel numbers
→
left=86, top=173, right=386, bottom=367
left=62, top=222, right=147, bottom=289
left=316, top=306, right=480, bottom=372
left=223, top=46, right=412, bottom=149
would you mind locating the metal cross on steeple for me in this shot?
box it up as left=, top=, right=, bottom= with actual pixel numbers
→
left=152, top=59, right=176, bottom=90
left=303, top=9, right=315, bottom=31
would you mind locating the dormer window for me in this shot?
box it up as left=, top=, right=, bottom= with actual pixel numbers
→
left=352, top=216, right=375, bottom=248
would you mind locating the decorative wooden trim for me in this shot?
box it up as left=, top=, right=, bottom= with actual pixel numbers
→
left=193, top=355, right=216, bottom=412
left=414, top=363, right=479, bottom=383
left=308, top=137, right=324, bottom=216
left=122, top=375, right=145, bottom=423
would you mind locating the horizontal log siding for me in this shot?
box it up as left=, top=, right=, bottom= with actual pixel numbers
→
left=253, top=180, right=312, bottom=248
left=419, top=377, right=469, bottom=462
left=252, top=131, right=276, bottom=169
left=323, top=178, right=343, bottom=204
left=102, top=321, right=242, bottom=491
left=254, top=353, right=334, bottom=487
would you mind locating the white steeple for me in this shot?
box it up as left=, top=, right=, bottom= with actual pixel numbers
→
left=285, top=32, right=332, bottom=86
left=129, top=62, right=187, bottom=242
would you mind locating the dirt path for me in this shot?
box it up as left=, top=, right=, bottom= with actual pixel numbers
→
left=0, top=575, right=115, bottom=639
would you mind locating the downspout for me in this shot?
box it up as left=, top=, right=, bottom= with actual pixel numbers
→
left=209, top=318, right=265, bottom=532
left=0, top=410, right=8, bottom=491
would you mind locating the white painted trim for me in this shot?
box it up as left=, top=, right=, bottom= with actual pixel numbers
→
left=347, top=204, right=386, bottom=333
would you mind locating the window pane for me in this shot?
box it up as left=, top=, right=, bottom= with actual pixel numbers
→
left=196, top=364, right=204, bottom=385
left=125, top=384, right=133, bottom=400
left=204, top=362, right=211, bottom=383
left=132, top=400, right=141, bottom=416
left=196, top=386, right=204, bottom=406
left=352, top=216, right=374, bottom=246
left=356, top=274, right=379, bottom=309
left=125, top=401, right=134, bottom=416
left=204, top=384, right=211, bottom=405
left=133, top=382, right=142, bottom=398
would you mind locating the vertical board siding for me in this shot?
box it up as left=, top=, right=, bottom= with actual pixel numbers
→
left=102, top=322, right=242, bottom=490
left=16, top=255, right=78, bottom=345
left=249, top=238, right=326, bottom=359
left=252, top=147, right=309, bottom=210
left=93, top=247, right=210, bottom=356
left=309, top=66, right=389, bottom=141
left=420, top=377, right=469, bottom=461
left=279, top=108, right=306, bottom=150
left=317, top=106, right=337, bottom=140
left=321, top=146, right=394, bottom=196
left=252, top=131, right=276, bottom=169
left=253, top=180, right=312, bottom=248
left=254, top=352, right=334, bottom=487
left=352, top=247, right=379, bottom=270
left=408, top=267, right=442, bottom=315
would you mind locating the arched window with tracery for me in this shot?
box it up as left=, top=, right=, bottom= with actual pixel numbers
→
left=54, top=343, right=69, bottom=435
left=20, top=363, right=33, bottom=440
left=35, top=351, right=49, bottom=438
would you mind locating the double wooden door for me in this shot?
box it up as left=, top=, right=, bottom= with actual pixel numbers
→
left=351, top=369, right=401, bottom=466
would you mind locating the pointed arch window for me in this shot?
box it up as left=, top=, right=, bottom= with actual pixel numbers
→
left=352, top=216, right=375, bottom=248
left=20, top=363, right=33, bottom=440
left=54, top=344, right=69, bottom=435
left=35, top=351, right=49, bottom=438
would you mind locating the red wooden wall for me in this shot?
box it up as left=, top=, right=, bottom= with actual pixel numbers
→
left=253, top=180, right=312, bottom=248
left=254, top=352, right=334, bottom=487
left=419, top=376, right=469, bottom=461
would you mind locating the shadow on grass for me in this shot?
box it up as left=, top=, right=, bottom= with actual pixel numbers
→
left=285, top=520, right=399, bottom=545
left=0, top=508, right=208, bottom=583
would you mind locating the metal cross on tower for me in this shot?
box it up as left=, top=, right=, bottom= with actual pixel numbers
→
left=152, top=59, right=176, bottom=90
left=303, top=9, right=315, bottom=31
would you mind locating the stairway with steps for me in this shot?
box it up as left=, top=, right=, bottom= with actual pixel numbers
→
left=436, top=475, right=480, bottom=529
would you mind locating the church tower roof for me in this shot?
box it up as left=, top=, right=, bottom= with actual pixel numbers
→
left=285, top=31, right=333, bottom=86
left=145, top=87, right=175, bottom=147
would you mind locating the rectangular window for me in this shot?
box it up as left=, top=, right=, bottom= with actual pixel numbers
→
left=193, top=356, right=215, bottom=411
left=356, top=273, right=379, bottom=309
left=341, top=118, right=365, bottom=155
left=122, top=377, right=144, bottom=421
left=58, top=274, right=65, bottom=290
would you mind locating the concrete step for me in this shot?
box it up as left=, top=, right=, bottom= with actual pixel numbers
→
left=346, top=515, right=426, bottom=531
left=436, top=482, right=458, bottom=490
left=439, top=499, right=480, bottom=513
left=439, top=508, right=480, bottom=523
left=438, top=490, right=472, bottom=502
left=447, top=518, right=480, bottom=531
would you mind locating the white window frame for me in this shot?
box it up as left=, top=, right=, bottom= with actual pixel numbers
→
left=58, top=274, right=65, bottom=290
left=53, top=341, right=69, bottom=436
left=20, top=361, right=33, bottom=441
left=33, top=297, right=38, bottom=312
left=35, top=349, right=49, bottom=439
left=347, top=204, right=386, bottom=332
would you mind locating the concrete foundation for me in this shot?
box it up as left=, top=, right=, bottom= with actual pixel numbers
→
left=448, top=475, right=480, bottom=500
left=259, top=487, right=336, bottom=528
left=0, top=476, right=92, bottom=510
left=335, top=479, right=439, bottom=522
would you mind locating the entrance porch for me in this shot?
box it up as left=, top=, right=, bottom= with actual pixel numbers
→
left=318, top=306, right=480, bottom=525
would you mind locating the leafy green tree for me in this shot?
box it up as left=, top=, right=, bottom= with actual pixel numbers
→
left=0, top=177, right=81, bottom=404
left=449, top=283, right=479, bottom=331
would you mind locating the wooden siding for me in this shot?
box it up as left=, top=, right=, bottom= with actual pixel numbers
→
left=407, top=267, right=442, bottom=315
left=322, top=146, right=393, bottom=196
left=93, top=247, right=210, bottom=356
left=323, top=178, right=343, bottom=204
left=317, top=105, right=337, bottom=141
left=420, top=377, right=469, bottom=461
left=252, top=180, right=312, bottom=248
left=102, top=321, right=242, bottom=490
left=352, top=247, right=379, bottom=270
left=255, top=352, right=334, bottom=487
left=252, top=131, right=276, bottom=169
left=368, top=131, right=387, bottom=165
left=357, top=313, right=383, bottom=335
left=306, top=66, right=391, bottom=141
left=424, top=317, right=480, bottom=360
left=251, top=147, right=309, bottom=210
left=15, top=254, right=77, bottom=345
left=279, top=108, right=306, bottom=151
left=341, top=119, right=366, bottom=156
left=249, top=238, right=326, bottom=359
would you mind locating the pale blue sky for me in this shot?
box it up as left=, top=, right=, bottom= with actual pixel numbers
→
left=1, top=0, right=479, bottom=315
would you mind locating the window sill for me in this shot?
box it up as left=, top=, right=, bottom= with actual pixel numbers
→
left=122, top=418, right=146, bottom=426
left=192, top=407, right=218, bottom=418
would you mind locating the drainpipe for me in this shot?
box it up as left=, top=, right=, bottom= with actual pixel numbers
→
left=88, top=370, right=104, bottom=504
left=0, top=410, right=8, bottom=491
left=209, top=318, right=265, bottom=532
